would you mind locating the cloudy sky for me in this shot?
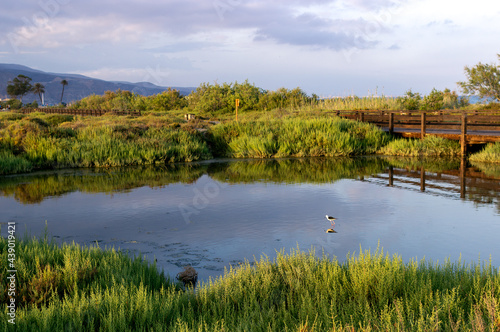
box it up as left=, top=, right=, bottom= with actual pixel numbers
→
left=1, top=0, right=499, bottom=96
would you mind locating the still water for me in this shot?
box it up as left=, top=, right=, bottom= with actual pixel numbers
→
left=1, top=157, right=499, bottom=281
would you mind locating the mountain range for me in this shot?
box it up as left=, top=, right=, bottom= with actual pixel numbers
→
left=0, top=64, right=195, bottom=105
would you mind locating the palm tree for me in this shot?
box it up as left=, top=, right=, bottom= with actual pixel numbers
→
left=60, top=79, right=68, bottom=104
left=32, top=83, right=45, bottom=105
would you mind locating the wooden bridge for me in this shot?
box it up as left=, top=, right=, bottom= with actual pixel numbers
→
left=333, top=110, right=500, bottom=155
left=18, top=108, right=142, bottom=117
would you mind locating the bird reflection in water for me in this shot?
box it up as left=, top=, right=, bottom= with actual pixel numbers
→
left=325, top=215, right=337, bottom=233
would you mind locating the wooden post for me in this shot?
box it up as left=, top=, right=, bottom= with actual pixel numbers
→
left=235, top=99, right=240, bottom=122
left=420, top=166, right=425, bottom=192
left=421, top=112, right=426, bottom=139
left=460, top=157, right=466, bottom=199
left=360, top=112, right=364, bottom=122
left=388, top=166, right=394, bottom=187
left=461, top=113, right=467, bottom=156
left=388, top=112, right=394, bottom=135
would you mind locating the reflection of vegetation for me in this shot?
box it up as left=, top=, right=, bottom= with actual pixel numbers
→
left=381, top=156, right=462, bottom=172
left=209, top=157, right=388, bottom=184
left=469, top=161, right=500, bottom=178
left=0, top=164, right=207, bottom=204
left=2, top=156, right=499, bottom=208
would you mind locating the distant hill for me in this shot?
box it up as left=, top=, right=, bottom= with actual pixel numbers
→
left=0, top=64, right=195, bottom=105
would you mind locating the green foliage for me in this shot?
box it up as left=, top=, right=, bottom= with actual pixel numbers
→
left=458, top=54, right=500, bottom=102
left=209, top=118, right=390, bottom=158
left=378, top=136, right=461, bottom=157
left=71, top=88, right=188, bottom=112
left=6, top=74, right=33, bottom=102
left=187, top=80, right=263, bottom=115
left=148, top=88, right=188, bottom=111
left=420, top=88, right=445, bottom=110
left=397, top=89, right=422, bottom=110
left=0, top=112, right=212, bottom=174
left=0, top=99, right=23, bottom=110
left=32, top=83, right=45, bottom=104
left=469, top=142, right=500, bottom=163
left=257, top=87, right=318, bottom=111
left=0, top=150, right=32, bottom=175
left=3, top=238, right=500, bottom=331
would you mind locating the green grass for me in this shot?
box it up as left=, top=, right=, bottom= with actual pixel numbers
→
left=2, top=236, right=499, bottom=331
left=0, top=150, right=32, bottom=175
left=209, top=117, right=390, bottom=158
left=378, top=136, right=461, bottom=157
left=0, top=112, right=212, bottom=173
left=470, top=143, right=500, bottom=164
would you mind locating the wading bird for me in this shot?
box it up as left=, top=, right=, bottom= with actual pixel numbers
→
left=325, top=215, right=336, bottom=226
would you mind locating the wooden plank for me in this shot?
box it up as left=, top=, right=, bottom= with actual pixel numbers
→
left=421, top=112, right=426, bottom=139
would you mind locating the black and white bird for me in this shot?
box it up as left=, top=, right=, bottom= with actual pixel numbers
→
left=325, top=215, right=336, bottom=226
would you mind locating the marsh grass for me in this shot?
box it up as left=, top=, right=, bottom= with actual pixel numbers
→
left=378, top=136, right=461, bottom=157
left=0, top=112, right=212, bottom=172
left=2, top=236, right=499, bottom=331
left=209, top=118, right=390, bottom=158
left=320, top=95, right=400, bottom=110
left=469, top=143, right=500, bottom=164
left=0, top=150, right=32, bottom=175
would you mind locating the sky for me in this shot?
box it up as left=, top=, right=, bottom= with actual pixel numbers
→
left=1, top=0, right=499, bottom=97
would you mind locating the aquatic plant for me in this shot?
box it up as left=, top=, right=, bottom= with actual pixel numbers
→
left=2, top=236, right=499, bottom=331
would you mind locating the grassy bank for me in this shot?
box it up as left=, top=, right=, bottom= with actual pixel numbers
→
left=0, top=112, right=212, bottom=175
left=2, top=236, right=499, bottom=331
left=0, top=110, right=497, bottom=176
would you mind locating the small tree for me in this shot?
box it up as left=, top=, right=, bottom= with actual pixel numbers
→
left=457, top=54, right=500, bottom=102
left=32, top=83, right=45, bottom=104
left=397, top=89, right=421, bottom=110
left=6, top=74, right=33, bottom=103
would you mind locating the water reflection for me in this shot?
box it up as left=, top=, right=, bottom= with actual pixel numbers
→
left=1, top=157, right=499, bottom=281
left=1, top=157, right=499, bottom=209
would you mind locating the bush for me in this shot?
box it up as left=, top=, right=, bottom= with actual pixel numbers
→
left=397, top=89, right=422, bottom=110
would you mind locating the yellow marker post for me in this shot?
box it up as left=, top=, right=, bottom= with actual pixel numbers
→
left=235, top=99, right=240, bottom=122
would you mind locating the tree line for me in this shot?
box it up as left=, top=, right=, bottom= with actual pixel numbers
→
left=3, top=54, right=500, bottom=112
left=3, top=75, right=68, bottom=108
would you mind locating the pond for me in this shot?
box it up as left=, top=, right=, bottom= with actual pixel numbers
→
left=1, top=157, right=499, bottom=282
